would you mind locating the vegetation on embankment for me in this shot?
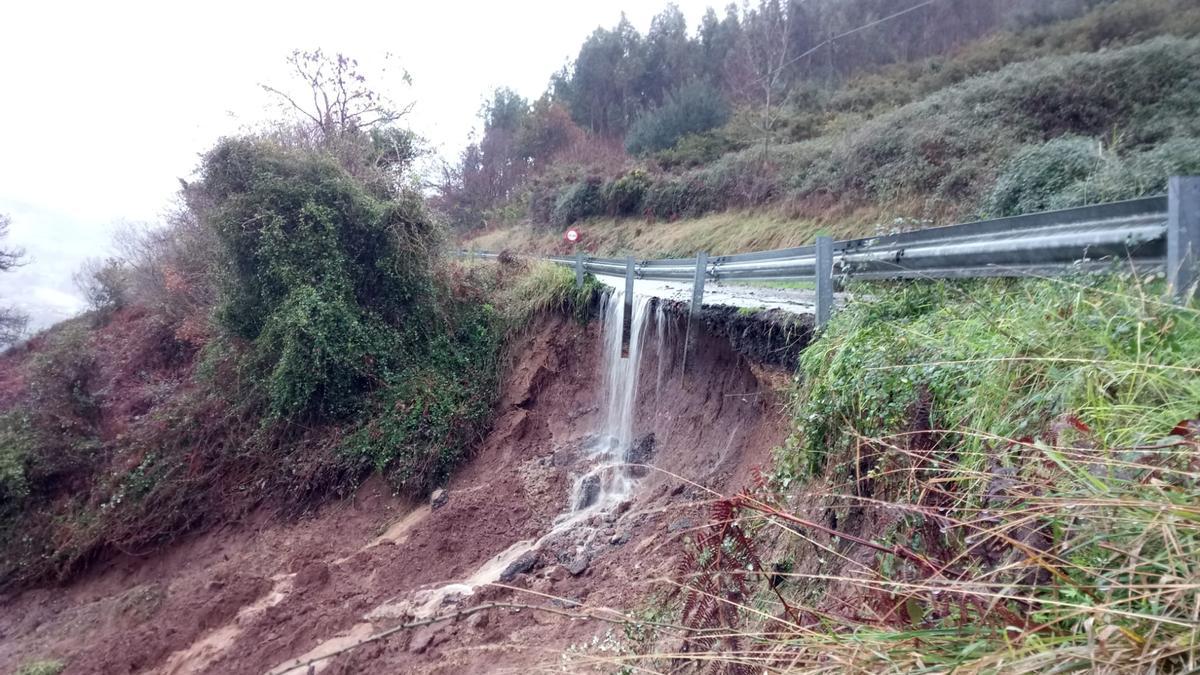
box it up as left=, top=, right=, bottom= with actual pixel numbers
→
left=455, top=0, right=1200, bottom=258
left=0, top=132, right=599, bottom=591
left=641, top=276, right=1200, bottom=672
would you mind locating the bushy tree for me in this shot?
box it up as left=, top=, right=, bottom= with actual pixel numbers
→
left=556, top=14, right=650, bottom=136
left=625, top=82, right=729, bottom=155
left=518, top=98, right=585, bottom=168
left=73, top=258, right=130, bottom=314
left=190, top=138, right=440, bottom=420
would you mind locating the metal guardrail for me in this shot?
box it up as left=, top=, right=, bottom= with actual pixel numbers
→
left=461, top=179, right=1200, bottom=335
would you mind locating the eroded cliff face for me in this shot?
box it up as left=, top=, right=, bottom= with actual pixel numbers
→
left=1, top=300, right=802, bottom=675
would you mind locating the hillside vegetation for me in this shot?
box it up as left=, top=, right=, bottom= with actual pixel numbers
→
left=0, top=55, right=598, bottom=590
left=448, top=0, right=1200, bottom=257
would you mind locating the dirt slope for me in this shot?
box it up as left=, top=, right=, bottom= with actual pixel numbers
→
left=0, top=307, right=792, bottom=674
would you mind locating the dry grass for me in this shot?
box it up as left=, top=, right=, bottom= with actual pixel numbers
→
left=461, top=200, right=937, bottom=259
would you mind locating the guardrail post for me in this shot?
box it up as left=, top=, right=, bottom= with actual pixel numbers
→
left=683, top=251, right=708, bottom=373
left=574, top=250, right=584, bottom=289
left=1167, top=176, right=1200, bottom=301
left=815, top=236, right=834, bottom=329
left=621, top=256, right=635, bottom=358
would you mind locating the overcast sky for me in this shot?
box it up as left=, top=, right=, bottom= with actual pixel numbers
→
left=0, top=0, right=713, bottom=331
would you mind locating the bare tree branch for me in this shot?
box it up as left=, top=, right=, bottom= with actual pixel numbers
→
left=262, top=49, right=412, bottom=144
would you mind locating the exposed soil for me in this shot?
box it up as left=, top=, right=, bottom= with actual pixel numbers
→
left=0, top=307, right=795, bottom=674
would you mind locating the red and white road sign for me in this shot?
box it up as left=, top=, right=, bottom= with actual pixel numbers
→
left=564, top=227, right=580, bottom=243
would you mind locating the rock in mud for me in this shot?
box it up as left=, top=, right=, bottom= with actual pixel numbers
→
left=610, top=532, right=629, bottom=546
left=412, top=618, right=455, bottom=654
left=466, top=610, right=489, bottom=629
left=430, top=488, right=449, bottom=510
left=628, top=433, right=656, bottom=477
left=409, top=625, right=440, bottom=654
left=499, top=550, right=541, bottom=582
left=576, top=475, right=601, bottom=509
left=566, top=555, right=590, bottom=577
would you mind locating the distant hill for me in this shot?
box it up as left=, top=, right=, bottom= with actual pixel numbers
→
left=445, top=0, right=1200, bottom=257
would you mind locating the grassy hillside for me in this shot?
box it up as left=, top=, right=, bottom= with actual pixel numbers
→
left=462, top=0, right=1200, bottom=258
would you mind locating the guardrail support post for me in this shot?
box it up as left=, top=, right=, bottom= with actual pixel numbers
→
left=683, top=251, right=708, bottom=373
left=1168, top=176, right=1200, bottom=301
left=815, top=236, right=834, bottom=329
left=621, top=256, right=635, bottom=358
left=574, top=250, right=584, bottom=289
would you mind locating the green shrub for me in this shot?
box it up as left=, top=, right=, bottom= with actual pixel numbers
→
left=254, top=285, right=398, bottom=420
left=25, top=322, right=98, bottom=427
left=652, top=132, right=737, bottom=168
left=337, top=301, right=501, bottom=494
left=625, top=82, right=729, bottom=156
left=15, top=323, right=103, bottom=490
left=643, top=177, right=689, bottom=220
left=982, top=136, right=1100, bottom=216
left=73, top=257, right=131, bottom=315
left=192, top=138, right=440, bottom=420
left=603, top=170, right=651, bottom=216
left=1049, top=136, right=1200, bottom=207
left=552, top=177, right=604, bottom=226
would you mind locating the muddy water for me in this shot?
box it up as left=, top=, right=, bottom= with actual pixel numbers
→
left=266, top=290, right=664, bottom=674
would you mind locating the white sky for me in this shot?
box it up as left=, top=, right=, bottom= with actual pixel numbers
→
left=0, top=0, right=713, bottom=331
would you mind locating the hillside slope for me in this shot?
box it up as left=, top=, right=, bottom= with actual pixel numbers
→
left=461, top=0, right=1200, bottom=258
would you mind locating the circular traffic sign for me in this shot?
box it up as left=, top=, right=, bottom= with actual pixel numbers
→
left=564, top=227, right=580, bottom=243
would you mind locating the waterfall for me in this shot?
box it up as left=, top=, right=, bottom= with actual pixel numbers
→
left=602, top=289, right=656, bottom=452
left=549, top=290, right=648, bottom=518
left=386, top=288, right=660, bottom=619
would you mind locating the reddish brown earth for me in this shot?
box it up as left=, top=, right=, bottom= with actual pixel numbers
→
left=0, top=309, right=791, bottom=674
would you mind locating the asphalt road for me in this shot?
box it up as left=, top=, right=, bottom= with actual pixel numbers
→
left=592, top=275, right=847, bottom=315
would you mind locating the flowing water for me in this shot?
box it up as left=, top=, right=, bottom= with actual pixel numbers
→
left=436, top=290, right=664, bottom=608
left=566, top=289, right=656, bottom=514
